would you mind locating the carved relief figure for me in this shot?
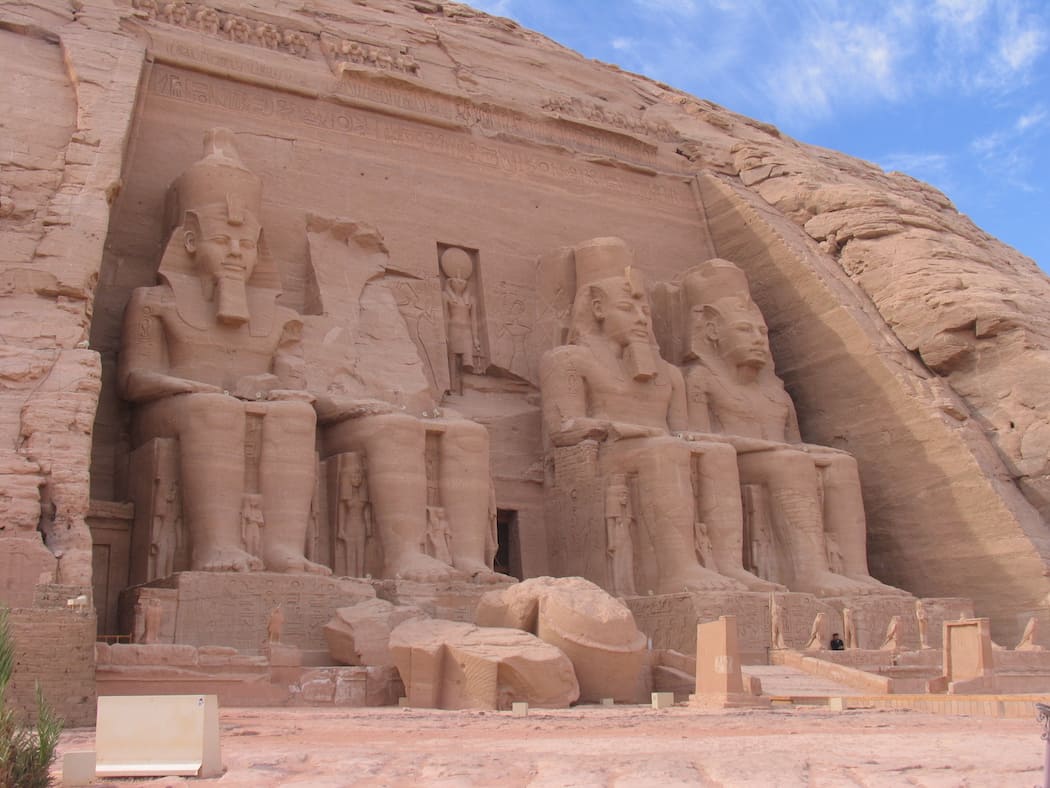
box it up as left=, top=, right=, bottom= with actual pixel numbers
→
left=118, top=128, right=328, bottom=576
left=693, top=519, right=714, bottom=569
left=149, top=480, right=180, bottom=579
left=880, top=615, right=902, bottom=651
left=843, top=607, right=857, bottom=650
left=915, top=599, right=930, bottom=649
left=334, top=452, right=372, bottom=577
left=680, top=259, right=898, bottom=597
left=539, top=237, right=774, bottom=594
left=440, top=247, right=483, bottom=394
left=770, top=593, right=787, bottom=649
left=240, top=493, right=264, bottom=561
left=804, top=611, right=828, bottom=651
left=138, top=597, right=163, bottom=645
left=424, top=505, right=454, bottom=565
left=604, top=474, right=636, bottom=596
left=1016, top=616, right=1044, bottom=651
left=267, top=604, right=284, bottom=644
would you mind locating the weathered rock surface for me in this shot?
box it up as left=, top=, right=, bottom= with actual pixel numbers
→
left=389, top=617, right=579, bottom=710
left=324, top=598, right=426, bottom=667
left=477, top=577, right=650, bottom=702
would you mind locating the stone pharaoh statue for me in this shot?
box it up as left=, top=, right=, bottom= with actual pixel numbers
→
left=540, top=237, right=775, bottom=594
left=119, top=127, right=328, bottom=575
left=679, top=258, right=899, bottom=596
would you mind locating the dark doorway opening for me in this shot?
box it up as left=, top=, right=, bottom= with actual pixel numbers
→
left=494, top=509, right=523, bottom=580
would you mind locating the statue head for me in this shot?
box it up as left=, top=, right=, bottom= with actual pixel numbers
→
left=703, top=297, right=770, bottom=371
left=605, top=473, right=630, bottom=508
left=168, top=128, right=269, bottom=326
left=682, top=258, right=769, bottom=371
left=341, top=452, right=365, bottom=488
left=568, top=237, right=657, bottom=379
left=440, top=247, right=474, bottom=297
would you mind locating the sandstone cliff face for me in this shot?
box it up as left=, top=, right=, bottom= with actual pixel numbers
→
left=1, top=0, right=1048, bottom=640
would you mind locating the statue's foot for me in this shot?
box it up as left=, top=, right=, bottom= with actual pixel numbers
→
left=196, top=547, right=263, bottom=573
left=454, top=559, right=515, bottom=584
left=387, top=552, right=454, bottom=583
left=656, top=564, right=745, bottom=594
left=720, top=566, right=786, bottom=592
left=266, top=551, right=332, bottom=576
left=795, top=571, right=878, bottom=597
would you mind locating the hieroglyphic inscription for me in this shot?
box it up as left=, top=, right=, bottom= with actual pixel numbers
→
left=151, top=38, right=669, bottom=174
left=149, top=67, right=690, bottom=209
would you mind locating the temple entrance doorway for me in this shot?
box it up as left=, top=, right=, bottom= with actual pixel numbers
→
left=494, top=509, right=523, bottom=580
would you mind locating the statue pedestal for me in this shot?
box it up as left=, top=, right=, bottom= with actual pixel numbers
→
left=121, top=572, right=376, bottom=651
left=120, top=572, right=516, bottom=652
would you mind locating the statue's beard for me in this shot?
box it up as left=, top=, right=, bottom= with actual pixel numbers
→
left=214, top=274, right=250, bottom=325
left=622, top=339, right=657, bottom=381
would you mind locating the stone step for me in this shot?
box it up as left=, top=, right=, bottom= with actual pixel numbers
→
left=744, top=665, right=865, bottom=697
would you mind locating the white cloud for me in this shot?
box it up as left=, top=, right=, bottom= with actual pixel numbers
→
left=610, top=37, right=635, bottom=52
left=632, top=0, right=698, bottom=15
left=1016, top=107, right=1048, bottom=131
left=999, top=27, right=1047, bottom=70
left=879, top=152, right=951, bottom=174
left=762, top=20, right=904, bottom=125
left=469, top=0, right=515, bottom=16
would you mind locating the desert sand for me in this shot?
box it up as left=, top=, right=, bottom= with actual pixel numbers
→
left=56, top=703, right=1042, bottom=787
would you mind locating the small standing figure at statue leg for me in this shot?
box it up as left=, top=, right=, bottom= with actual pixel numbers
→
left=604, top=474, right=636, bottom=596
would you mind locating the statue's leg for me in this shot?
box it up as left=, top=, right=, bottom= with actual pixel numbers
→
left=173, top=393, right=262, bottom=572
left=607, top=437, right=743, bottom=594
left=324, top=413, right=451, bottom=582
left=817, top=451, right=903, bottom=593
left=259, top=401, right=330, bottom=575
left=438, top=419, right=509, bottom=582
left=692, top=441, right=784, bottom=591
left=738, top=449, right=873, bottom=597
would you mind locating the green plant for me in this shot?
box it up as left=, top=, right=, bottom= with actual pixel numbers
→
left=0, top=609, right=63, bottom=788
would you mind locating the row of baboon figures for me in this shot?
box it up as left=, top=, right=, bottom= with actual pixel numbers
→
left=126, top=127, right=898, bottom=597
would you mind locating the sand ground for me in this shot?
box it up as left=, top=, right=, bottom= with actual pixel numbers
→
left=55, top=703, right=1045, bottom=787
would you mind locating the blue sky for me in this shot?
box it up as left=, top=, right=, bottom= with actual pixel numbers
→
left=470, top=0, right=1050, bottom=270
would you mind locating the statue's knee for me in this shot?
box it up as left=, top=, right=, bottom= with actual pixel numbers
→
left=266, top=401, right=316, bottom=436
left=182, top=393, right=244, bottom=430
left=445, top=420, right=489, bottom=454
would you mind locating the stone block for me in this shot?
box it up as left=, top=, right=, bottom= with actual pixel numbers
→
left=651, top=692, right=675, bottom=709
left=478, top=576, right=649, bottom=702
left=389, top=618, right=579, bottom=710
left=62, top=751, right=96, bottom=786
left=95, top=695, right=222, bottom=778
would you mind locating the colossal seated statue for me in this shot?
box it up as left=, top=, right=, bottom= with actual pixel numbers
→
left=119, top=128, right=327, bottom=576
left=679, top=259, right=899, bottom=595
left=539, top=237, right=776, bottom=595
